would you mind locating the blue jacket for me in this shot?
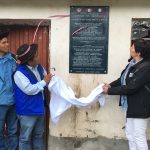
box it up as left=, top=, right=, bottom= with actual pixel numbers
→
left=0, top=52, right=16, bottom=105
left=14, top=65, right=45, bottom=115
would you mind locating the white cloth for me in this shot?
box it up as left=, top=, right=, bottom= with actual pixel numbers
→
left=125, top=118, right=148, bottom=150
left=48, top=75, right=105, bottom=124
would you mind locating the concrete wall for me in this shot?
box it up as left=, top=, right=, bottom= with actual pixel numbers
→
left=0, top=0, right=150, bottom=149
left=50, top=0, right=150, bottom=140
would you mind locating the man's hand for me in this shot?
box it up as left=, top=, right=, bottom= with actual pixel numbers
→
left=44, top=73, right=53, bottom=84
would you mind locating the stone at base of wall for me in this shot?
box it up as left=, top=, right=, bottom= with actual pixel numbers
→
left=48, top=135, right=150, bottom=150
left=49, top=135, right=128, bottom=150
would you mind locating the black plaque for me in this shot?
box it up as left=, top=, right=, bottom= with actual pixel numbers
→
left=132, top=19, right=150, bottom=40
left=69, top=6, right=109, bottom=74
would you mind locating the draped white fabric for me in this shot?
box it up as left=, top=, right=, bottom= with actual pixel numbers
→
left=48, top=76, right=105, bottom=124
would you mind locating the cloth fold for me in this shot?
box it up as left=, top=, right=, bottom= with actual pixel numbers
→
left=48, top=75, right=105, bottom=124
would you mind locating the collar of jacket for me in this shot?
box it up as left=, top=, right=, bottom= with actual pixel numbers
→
left=0, top=52, right=13, bottom=60
left=131, top=59, right=150, bottom=71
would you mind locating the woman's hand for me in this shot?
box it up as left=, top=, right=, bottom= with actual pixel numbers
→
left=103, top=83, right=111, bottom=94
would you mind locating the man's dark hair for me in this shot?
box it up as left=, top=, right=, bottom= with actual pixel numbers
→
left=17, top=44, right=38, bottom=64
left=0, top=30, right=9, bottom=40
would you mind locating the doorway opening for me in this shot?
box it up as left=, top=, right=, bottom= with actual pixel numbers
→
left=0, top=19, right=51, bottom=150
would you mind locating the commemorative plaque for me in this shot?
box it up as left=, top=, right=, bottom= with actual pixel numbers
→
left=69, top=6, right=109, bottom=74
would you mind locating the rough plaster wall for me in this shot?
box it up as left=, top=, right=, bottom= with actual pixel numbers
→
left=0, top=0, right=150, bottom=140
left=50, top=0, right=150, bottom=140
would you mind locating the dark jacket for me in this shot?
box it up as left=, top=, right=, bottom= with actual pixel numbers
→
left=108, top=59, right=150, bottom=118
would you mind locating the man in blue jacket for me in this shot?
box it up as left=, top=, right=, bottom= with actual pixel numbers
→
left=14, top=44, right=52, bottom=150
left=0, top=29, right=18, bottom=150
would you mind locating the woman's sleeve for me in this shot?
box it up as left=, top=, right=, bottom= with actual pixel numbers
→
left=108, top=67, right=150, bottom=95
left=109, top=78, right=121, bottom=87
